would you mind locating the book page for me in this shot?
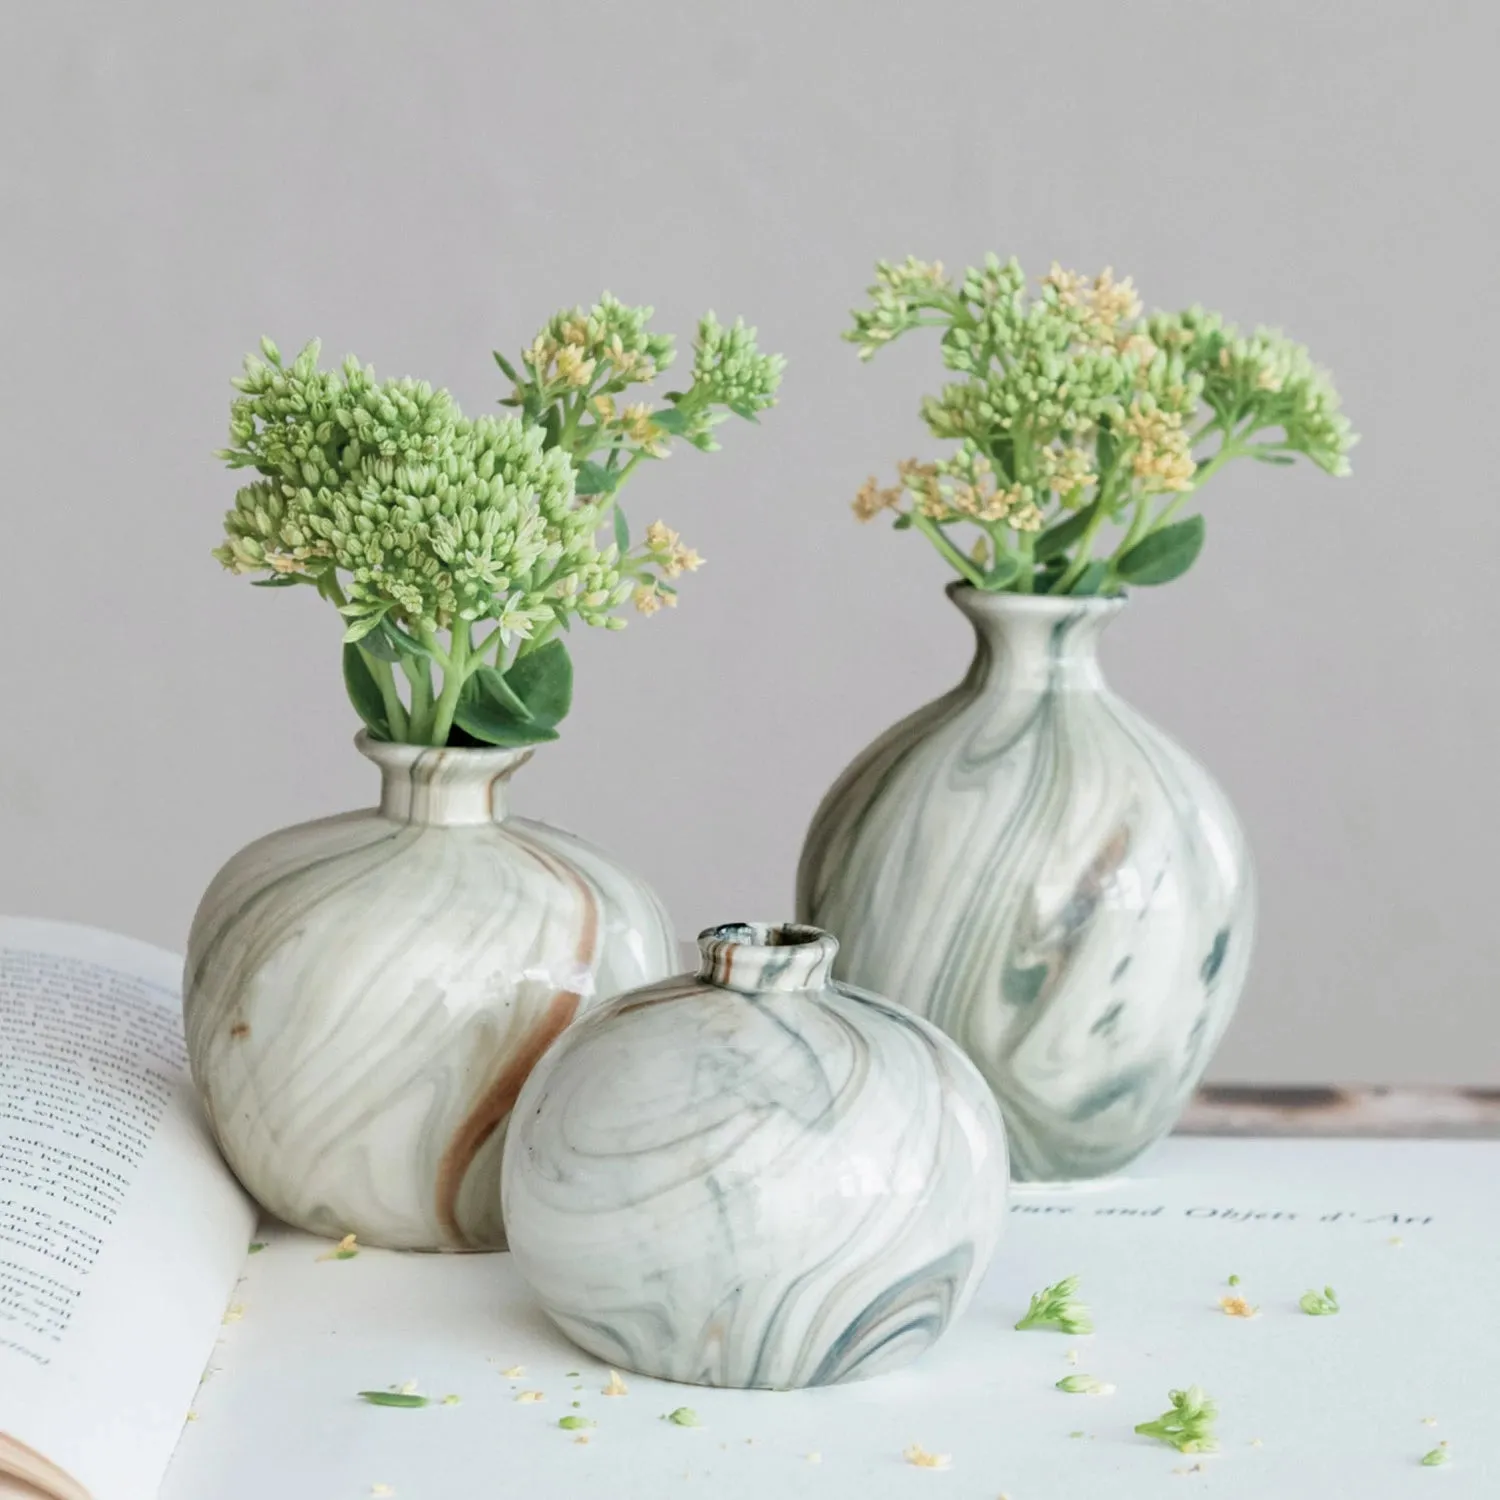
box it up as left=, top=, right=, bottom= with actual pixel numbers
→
left=164, top=1137, right=1496, bottom=1498
left=0, top=919, right=255, bottom=1500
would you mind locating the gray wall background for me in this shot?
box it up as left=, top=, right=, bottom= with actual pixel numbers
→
left=2, top=1, right=1496, bottom=1084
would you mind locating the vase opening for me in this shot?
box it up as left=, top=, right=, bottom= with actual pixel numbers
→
left=696, top=921, right=839, bottom=994
left=356, top=731, right=534, bottom=827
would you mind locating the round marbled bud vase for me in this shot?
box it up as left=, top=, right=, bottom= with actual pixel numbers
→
left=501, top=922, right=1009, bottom=1389
left=183, top=733, right=675, bottom=1252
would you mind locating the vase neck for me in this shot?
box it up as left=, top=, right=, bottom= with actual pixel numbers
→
left=949, top=583, right=1123, bottom=693
left=696, top=923, right=839, bottom=994
left=356, top=733, right=533, bottom=826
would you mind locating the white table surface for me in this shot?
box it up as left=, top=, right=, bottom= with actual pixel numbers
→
left=160, top=1136, right=1498, bottom=1500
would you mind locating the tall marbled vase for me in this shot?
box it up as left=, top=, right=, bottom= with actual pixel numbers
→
left=183, top=733, right=674, bottom=1251
left=502, top=923, right=1008, bottom=1389
left=797, top=584, right=1255, bottom=1182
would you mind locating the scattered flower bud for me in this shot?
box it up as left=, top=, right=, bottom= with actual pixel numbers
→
left=1134, top=1386, right=1219, bottom=1454
left=1057, top=1375, right=1115, bottom=1395
left=1299, top=1286, right=1340, bottom=1316
left=902, top=1444, right=950, bottom=1469
left=1016, top=1275, right=1094, bottom=1334
left=1219, top=1296, right=1259, bottom=1318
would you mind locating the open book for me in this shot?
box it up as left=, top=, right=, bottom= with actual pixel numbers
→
left=4, top=918, right=1497, bottom=1499
left=0, top=919, right=254, bottom=1500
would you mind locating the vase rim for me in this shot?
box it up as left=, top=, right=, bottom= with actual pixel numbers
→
left=354, top=730, right=536, bottom=775
left=946, top=580, right=1127, bottom=615
left=696, top=922, right=839, bottom=994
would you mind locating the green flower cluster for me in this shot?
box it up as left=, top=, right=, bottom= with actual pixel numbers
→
left=495, top=296, right=783, bottom=615
left=217, top=300, right=783, bottom=746
left=500, top=297, right=783, bottom=489
left=218, top=339, right=620, bottom=645
left=688, top=312, right=785, bottom=420
left=849, top=254, right=1356, bottom=595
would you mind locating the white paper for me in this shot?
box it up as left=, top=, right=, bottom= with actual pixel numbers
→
left=0, top=919, right=255, bottom=1500
left=164, top=1137, right=1498, bottom=1498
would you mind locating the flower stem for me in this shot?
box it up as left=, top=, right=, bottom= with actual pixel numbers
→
left=364, top=654, right=409, bottom=741
left=913, top=513, right=986, bottom=587
left=427, top=627, right=472, bottom=747
left=1053, top=500, right=1110, bottom=594
left=400, top=655, right=433, bottom=738
left=1015, top=529, right=1035, bottom=593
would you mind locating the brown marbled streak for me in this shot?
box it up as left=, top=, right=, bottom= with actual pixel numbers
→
left=433, top=843, right=601, bottom=1247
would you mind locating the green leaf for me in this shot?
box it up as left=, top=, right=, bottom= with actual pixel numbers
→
left=453, top=642, right=573, bottom=748
left=341, top=612, right=386, bottom=645
left=342, top=645, right=390, bottom=740
left=1034, top=504, right=1097, bottom=562
left=492, top=349, right=521, bottom=384
left=505, top=640, right=573, bottom=726
left=1060, top=560, right=1110, bottom=597
left=357, top=623, right=402, bottom=662
left=381, top=621, right=432, bottom=660
left=727, top=402, right=761, bottom=422
left=983, top=552, right=1021, bottom=589
left=313, top=570, right=346, bottom=606
left=892, top=513, right=914, bottom=530
left=648, top=406, right=691, bottom=435
left=1115, top=515, right=1206, bottom=587
left=685, top=432, right=719, bottom=452
left=574, top=460, right=619, bottom=496
left=453, top=705, right=559, bottom=749
left=613, top=505, right=630, bottom=553
left=1252, top=450, right=1296, bottom=465
left=469, top=665, right=534, bottom=723
left=358, top=1391, right=431, bottom=1408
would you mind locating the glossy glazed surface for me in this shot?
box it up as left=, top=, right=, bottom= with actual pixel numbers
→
left=503, top=923, right=1008, bottom=1388
left=798, top=586, right=1255, bottom=1181
left=183, top=735, right=675, bottom=1250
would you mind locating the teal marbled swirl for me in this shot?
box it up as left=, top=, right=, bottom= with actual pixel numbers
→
left=797, top=586, right=1254, bottom=1182
left=502, top=923, right=1008, bottom=1388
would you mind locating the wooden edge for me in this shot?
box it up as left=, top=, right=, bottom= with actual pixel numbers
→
left=0, top=1435, right=90, bottom=1500
left=1180, top=1085, right=1500, bottom=1139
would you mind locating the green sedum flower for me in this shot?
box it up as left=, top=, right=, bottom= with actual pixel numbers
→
left=218, top=340, right=613, bottom=643
left=217, top=298, right=783, bottom=747
left=848, top=255, right=1356, bottom=596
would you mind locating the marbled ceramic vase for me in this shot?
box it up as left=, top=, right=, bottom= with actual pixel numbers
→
left=501, top=922, right=1008, bottom=1390
left=183, top=733, right=674, bottom=1251
left=797, top=584, right=1255, bottom=1182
